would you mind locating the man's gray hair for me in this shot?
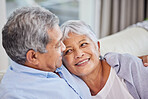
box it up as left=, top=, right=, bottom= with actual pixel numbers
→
left=2, top=6, right=59, bottom=65
left=60, top=20, right=98, bottom=47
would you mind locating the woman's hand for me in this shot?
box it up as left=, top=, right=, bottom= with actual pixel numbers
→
left=139, top=55, right=148, bottom=66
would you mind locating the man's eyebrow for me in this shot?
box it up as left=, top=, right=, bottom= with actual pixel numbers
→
left=56, top=36, right=63, bottom=46
left=66, top=46, right=71, bottom=48
left=60, top=34, right=64, bottom=42
left=59, top=37, right=63, bottom=42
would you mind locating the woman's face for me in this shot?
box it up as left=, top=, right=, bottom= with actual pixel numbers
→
left=62, top=32, right=100, bottom=77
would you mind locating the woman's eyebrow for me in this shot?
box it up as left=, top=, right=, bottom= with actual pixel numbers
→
left=79, top=39, right=86, bottom=43
left=65, top=39, right=87, bottom=48
left=66, top=46, right=72, bottom=48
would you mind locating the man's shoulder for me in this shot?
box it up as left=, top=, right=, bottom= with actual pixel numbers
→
left=0, top=66, right=82, bottom=99
left=104, top=52, right=147, bottom=75
left=0, top=73, right=80, bottom=99
left=104, top=52, right=148, bottom=79
left=104, top=52, right=142, bottom=67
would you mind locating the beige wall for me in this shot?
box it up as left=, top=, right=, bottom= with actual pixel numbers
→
left=0, top=0, right=8, bottom=81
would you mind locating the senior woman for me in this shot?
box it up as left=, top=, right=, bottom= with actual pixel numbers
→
left=60, top=20, right=148, bottom=99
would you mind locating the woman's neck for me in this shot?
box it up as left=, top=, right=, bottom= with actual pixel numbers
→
left=80, top=60, right=111, bottom=96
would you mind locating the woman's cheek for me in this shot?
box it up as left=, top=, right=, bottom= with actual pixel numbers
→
left=64, top=56, right=71, bottom=66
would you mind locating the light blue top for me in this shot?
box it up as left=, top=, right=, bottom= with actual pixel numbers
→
left=0, top=60, right=91, bottom=99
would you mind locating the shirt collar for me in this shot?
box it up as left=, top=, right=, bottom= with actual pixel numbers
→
left=56, top=65, right=91, bottom=99
left=10, top=60, right=59, bottom=78
left=55, top=66, right=62, bottom=72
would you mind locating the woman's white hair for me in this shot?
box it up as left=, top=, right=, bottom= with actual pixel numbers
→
left=60, top=20, right=98, bottom=48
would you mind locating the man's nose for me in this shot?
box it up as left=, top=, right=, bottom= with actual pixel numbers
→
left=61, top=41, right=66, bottom=51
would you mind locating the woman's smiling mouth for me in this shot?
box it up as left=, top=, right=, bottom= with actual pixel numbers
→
left=75, top=58, right=90, bottom=66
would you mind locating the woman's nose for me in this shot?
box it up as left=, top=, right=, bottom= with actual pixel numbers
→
left=74, top=49, right=84, bottom=59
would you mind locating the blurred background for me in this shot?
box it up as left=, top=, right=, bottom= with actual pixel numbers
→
left=4, top=0, right=148, bottom=38
left=6, top=0, right=79, bottom=26
left=0, top=0, right=148, bottom=72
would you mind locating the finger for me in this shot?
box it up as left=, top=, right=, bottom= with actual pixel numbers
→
left=144, top=63, right=148, bottom=67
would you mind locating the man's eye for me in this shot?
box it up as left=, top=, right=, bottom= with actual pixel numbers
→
left=64, top=49, right=72, bottom=55
left=57, top=43, right=61, bottom=48
left=56, top=42, right=61, bottom=48
left=81, top=43, right=88, bottom=47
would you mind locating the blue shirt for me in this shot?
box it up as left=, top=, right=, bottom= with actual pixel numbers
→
left=0, top=60, right=91, bottom=99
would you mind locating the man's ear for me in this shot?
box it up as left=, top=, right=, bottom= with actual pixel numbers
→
left=26, top=50, right=39, bottom=65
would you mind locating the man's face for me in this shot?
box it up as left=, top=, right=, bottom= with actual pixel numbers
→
left=37, top=25, right=66, bottom=72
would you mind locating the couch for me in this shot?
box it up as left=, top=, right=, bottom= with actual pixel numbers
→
left=100, top=27, right=148, bottom=57
left=0, top=26, right=148, bottom=82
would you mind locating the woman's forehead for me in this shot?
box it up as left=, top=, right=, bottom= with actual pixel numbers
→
left=64, top=33, right=95, bottom=45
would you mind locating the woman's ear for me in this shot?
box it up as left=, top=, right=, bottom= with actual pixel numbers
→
left=97, top=41, right=100, bottom=49
left=26, top=50, right=39, bottom=65
left=97, top=41, right=101, bottom=56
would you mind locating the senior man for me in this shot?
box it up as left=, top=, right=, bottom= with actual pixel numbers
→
left=0, top=6, right=91, bottom=99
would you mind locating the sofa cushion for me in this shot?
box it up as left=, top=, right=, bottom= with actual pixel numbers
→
left=99, top=27, right=148, bottom=56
